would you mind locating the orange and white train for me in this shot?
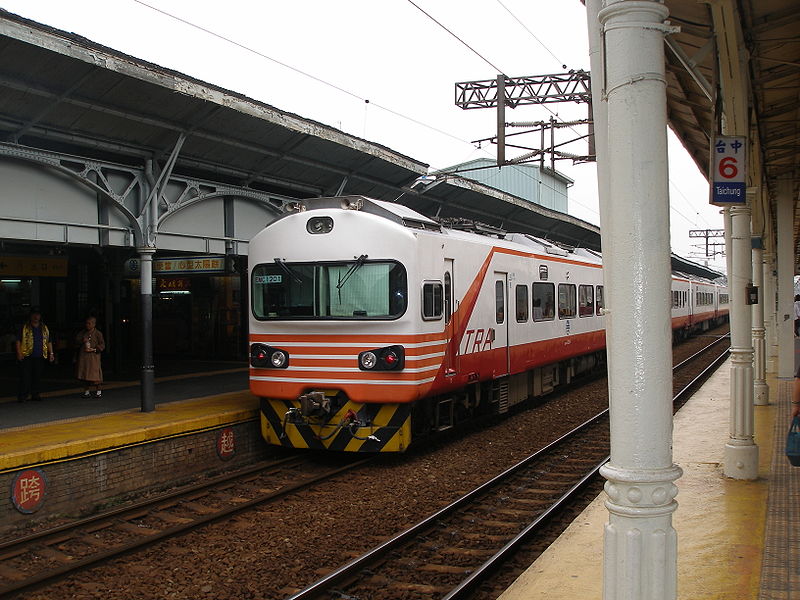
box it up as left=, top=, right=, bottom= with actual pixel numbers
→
left=248, top=196, right=728, bottom=452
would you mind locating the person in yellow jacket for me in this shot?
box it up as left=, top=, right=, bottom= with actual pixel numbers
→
left=15, top=310, right=55, bottom=402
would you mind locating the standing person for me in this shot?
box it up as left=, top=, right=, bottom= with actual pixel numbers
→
left=75, top=316, right=105, bottom=398
left=15, top=309, right=55, bottom=402
left=794, top=294, right=800, bottom=337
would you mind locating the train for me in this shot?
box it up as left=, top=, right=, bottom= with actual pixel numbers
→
left=248, top=195, right=728, bottom=452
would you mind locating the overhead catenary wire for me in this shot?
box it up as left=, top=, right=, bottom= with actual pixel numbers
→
left=494, top=0, right=565, bottom=69
left=131, top=0, right=474, bottom=146
left=130, top=0, right=611, bottom=228
left=405, top=0, right=504, bottom=74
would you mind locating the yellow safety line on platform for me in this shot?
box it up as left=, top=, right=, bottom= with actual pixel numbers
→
left=498, top=358, right=775, bottom=600
left=0, top=367, right=248, bottom=404
left=0, top=391, right=259, bottom=473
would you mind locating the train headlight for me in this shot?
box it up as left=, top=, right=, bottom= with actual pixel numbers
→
left=360, top=351, right=377, bottom=370
left=306, top=216, right=334, bottom=234
left=271, top=350, right=288, bottom=368
left=251, top=344, right=289, bottom=369
left=358, top=346, right=405, bottom=371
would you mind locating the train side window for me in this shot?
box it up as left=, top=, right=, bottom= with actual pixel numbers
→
left=533, top=282, right=555, bottom=321
left=596, top=285, right=604, bottom=315
left=579, top=284, right=594, bottom=317
left=495, top=280, right=505, bottom=324
left=515, top=284, right=529, bottom=322
left=422, top=281, right=443, bottom=320
left=444, top=272, right=452, bottom=323
left=558, top=283, right=577, bottom=319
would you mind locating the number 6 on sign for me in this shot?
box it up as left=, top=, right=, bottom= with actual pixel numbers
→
left=718, top=156, right=738, bottom=179
left=711, top=135, right=746, bottom=206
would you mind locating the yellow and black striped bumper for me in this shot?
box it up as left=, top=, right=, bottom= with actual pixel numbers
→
left=260, top=398, right=412, bottom=452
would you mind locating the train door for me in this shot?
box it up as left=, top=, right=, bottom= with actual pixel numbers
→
left=494, top=272, right=510, bottom=375
left=444, top=259, right=457, bottom=376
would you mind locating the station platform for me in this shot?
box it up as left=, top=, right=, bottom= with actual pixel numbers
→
left=0, top=360, right=263, bottom=534
left=0, top=362, right=254, bottom=472
left=499, top=359, right=794, bottom=600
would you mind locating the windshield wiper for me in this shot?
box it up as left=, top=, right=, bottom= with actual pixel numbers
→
left=336, top=254, right=368, bottom=291
left=273, top=258, right=303, bottom=283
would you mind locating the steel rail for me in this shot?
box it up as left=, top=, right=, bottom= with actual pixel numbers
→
left=441, top=343, right=730, bottom=600
left=673, top=333, right=729, bottom=371
left=0, top=457, right=373, bottom=598
left=0, top=455, right=305, bottom=552
left=673, top=345, right=731, bottom=404
left=286, top=336, right=731, bottom=600
left=284, top=411, right=609, bottom=600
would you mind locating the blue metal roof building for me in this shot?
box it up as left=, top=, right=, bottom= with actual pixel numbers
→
left=439, top=158, right=572, bottom=214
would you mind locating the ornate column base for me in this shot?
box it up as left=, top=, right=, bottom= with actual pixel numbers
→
left=753, top=327, right=769, bottom=405
left=723, top=442, right=759, bottom=480
left=601, top=463, right=682, bottom=600
left=725, top=347, right=757, bottom=479
left=754, top=382, right=769, bottom=406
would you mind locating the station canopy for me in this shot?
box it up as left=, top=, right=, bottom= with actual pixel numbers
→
left=0, top=9, right=601, bottom=251
left=663, top=0, right=800, bottom=260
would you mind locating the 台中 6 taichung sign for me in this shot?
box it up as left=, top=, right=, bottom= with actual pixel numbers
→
left=711, top=135, right=747, bottom=205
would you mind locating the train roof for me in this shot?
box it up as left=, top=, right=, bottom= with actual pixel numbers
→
left=285, top=195, right=442, bottom=231
left=282, top=196, right=725, bottom=278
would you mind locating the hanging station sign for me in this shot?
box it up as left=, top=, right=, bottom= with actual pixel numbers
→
left=125, top=255, right=226, bottom=276
left=0, top=256, right=68, bottom=278
left=710, top=135, right=747, bottom=205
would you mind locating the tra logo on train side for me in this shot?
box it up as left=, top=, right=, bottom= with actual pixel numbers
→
left=460, top=328, right=495, bottom=355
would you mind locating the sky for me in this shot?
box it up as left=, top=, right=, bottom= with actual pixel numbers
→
left=1, top=0, right=726, bottom=270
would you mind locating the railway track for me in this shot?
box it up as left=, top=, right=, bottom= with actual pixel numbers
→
left=0, top=454, right=371, bottom=599
left=284, top=336, right=730, bottom=600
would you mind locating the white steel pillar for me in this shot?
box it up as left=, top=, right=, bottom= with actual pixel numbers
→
left=724, top=208, right=733, bottom=285
left=752, top=237, right=768, bottom=404
left=586, top=0, right=609, bottom=228
left=597, top=2, right=680, bottom=599
left=764, top=251, right=778, bottom=373
left=724, top=205, right=758, bottom=478
left=776, top=180, right=795, bottom=380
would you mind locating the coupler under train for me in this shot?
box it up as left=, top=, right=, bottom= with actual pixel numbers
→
left=260, top=392, right=412, bottom=452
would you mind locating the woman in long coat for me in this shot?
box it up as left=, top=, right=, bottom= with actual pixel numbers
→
left=76, top=316, right=105, bottom=398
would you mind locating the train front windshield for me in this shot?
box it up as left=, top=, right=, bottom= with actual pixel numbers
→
left=252, top=260, right=407, bottom=320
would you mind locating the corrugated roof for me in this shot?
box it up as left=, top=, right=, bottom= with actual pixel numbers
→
left=663, top=0, right=800, bottom=262
left=0, top=9, right=602, bottom=251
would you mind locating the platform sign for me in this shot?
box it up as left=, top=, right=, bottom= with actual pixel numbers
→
left=0, top=256, right=68, bottom=278
left=216, top=427, right=236, bottom=461
left=711, top=135, right=747, bottom=205
left=155, top=256, right=226, bottom=274
left=10, top=468, right=47, bottom=514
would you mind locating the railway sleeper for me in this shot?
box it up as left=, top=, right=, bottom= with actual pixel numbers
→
left=115, top=522, right=161, bottom=536
left=365, top=577, right=451, bottom=595
left=34, top=546, right=73, bottom=563
left=485, top=507, right=536, bottom=519
left=459, top=532, right=510, bottom=543
left=437, top=546, right=497, bottom=557
left=417, top=563, right=474, bottom=575
left=76, top=535, right=112, bottom=548
left=458, top=516, right=520, bottom=529
left=0, top=563, right=25, bottom=581
left=181, top=501, right=218, bottom=515
left=501, top=497, right=549, bottom=508
left=149, top=511, right=193, bottom=524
